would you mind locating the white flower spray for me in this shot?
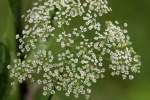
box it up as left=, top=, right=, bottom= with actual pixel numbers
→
left=7, top=0, right=141, bottom=99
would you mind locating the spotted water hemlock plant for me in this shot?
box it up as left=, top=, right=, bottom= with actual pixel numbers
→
left=7, top=0, right=141, bottom=99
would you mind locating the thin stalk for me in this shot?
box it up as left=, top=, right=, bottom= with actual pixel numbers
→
left=48, top=95, right=53, bottom=100
left=9, top=0, right=30, bottom=100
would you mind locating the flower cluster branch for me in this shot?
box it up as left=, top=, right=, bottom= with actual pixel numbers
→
left=7, top=0, right=141, bottom=99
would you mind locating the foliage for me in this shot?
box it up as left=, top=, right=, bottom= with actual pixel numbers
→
left=0, top=43, right=10, bottom=100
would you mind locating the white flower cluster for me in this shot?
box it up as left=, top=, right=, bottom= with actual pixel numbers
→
left=104, top=22, right=141, bottom=79
left=8, top=0, right=141, bottom=99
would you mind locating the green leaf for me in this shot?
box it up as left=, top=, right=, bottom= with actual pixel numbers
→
left=0, top=43, right=10, bottom=100
left=8, top=0, right=20, bottom=14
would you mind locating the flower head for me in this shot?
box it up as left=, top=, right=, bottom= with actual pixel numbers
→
left=8, top=0, right=141, bottom=99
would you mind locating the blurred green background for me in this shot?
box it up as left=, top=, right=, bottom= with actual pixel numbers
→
left=0, top=0, right=150, bottom=100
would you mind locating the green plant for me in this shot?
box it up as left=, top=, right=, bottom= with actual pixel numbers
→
left=7, top=0, right=141, bottom=99
left=0, top=43, right=10, bottom=100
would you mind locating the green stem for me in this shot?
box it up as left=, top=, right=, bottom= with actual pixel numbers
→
left=9, top=0, right=29, bottom=100
left=48, top=95, right=53, bottom=100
